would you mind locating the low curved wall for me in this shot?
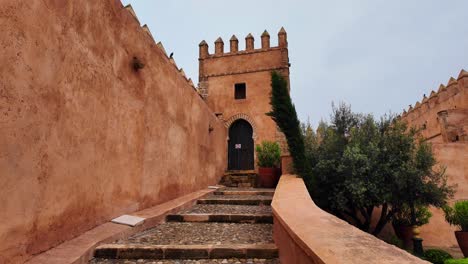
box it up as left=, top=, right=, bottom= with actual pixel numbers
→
left=272, top=175, right=429, bottom=264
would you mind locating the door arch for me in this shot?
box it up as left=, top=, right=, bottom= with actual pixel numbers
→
left=228, top=119, right=254, bottom=170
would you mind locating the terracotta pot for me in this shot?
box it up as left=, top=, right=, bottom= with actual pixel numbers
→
left=455, top=231, right=468, bottom=257
left=392, top=224, right=414, bottom=250
left=258, top=167, right=277, bottom=188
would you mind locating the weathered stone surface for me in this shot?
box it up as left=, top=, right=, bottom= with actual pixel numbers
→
left=116, top=223, right=273, bottom=245
left=90, top=258, right=280, bottom=263
left=178, top=205, right=272, bottom=215
left=197, top=195, right=272, bottom=206
left=94, top=244, right=277, bottom=260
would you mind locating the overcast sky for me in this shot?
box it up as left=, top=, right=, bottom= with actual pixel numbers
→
left=122, top=0, right=468, bottom=125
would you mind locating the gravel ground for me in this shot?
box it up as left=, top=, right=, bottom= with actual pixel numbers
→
left=115, top=223, right=273, bottom=245
left=90, top=258, right=280, bottom=264
left=178, top=205, right=272, bottom=215
left=202, top=195, right=272, bottom=200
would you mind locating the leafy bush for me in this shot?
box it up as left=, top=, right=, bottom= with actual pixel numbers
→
left=393, top=205, right=432, bottom=226
left=423, top=249, right=453, bottom=264
left=444, top=259, right=468, bottom=264
left=256, top=141, right=281, bottom=168
left=444, top=200, right=468, bottom=231
left=311, top=103, right=455, bottom=235
left=385, top=235, right=404, bottom=249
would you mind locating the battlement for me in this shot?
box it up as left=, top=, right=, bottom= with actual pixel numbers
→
left=123, top=4, right=198, bottom=93
left=199, top=28, right=288, bottom=59
left=400, top=69, right=468, bottom=143
left=401, top=69, right=468, bottom=119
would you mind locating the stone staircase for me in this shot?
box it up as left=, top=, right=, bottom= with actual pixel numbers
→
left=90, top=188, right=279, bottom=264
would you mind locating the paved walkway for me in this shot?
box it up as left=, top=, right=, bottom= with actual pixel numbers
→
left=90, top=188, right=279, bottom=264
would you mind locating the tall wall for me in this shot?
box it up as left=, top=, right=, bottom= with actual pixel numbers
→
left=198, top=30, right=290, bottom=169
left=399, top=70, right=468, bottom=247
left=0, top=1, right=227, bottom=263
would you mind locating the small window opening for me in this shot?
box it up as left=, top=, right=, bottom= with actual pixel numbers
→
left=234, top=83, right=246, bottom=100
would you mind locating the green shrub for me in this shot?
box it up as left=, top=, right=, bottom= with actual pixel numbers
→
left=444, top=200, right=468, bottom=231
left=255, top=141, right=281, bottom=168
left=393, top=205, right=433, bottom=226
left=423, top=249, right=452, bottom=264
left=385, top=235, right=403, bottom=249
left=444, top=259, right=468, bottom=264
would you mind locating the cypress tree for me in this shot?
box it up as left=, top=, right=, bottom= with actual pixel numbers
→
left=267, top=71, right=307, bottom=178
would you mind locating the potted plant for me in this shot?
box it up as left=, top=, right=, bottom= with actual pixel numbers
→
left=256, top=141, right=281, bottom=188
left=392, top=205, right=432, bottom=250
left=444, top=200, right=468, bottom=257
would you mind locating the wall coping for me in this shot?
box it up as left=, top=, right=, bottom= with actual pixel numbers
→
left=272, top=175, right=429, bottom=264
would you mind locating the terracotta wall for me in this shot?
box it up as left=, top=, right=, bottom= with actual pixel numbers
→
left=399, top=70, right=468, bottom=247
left=198, top=34, right=291, bottom=167
left=272, top=175, right=428, bottom=264
left=0, top=1, right=227, bottom=263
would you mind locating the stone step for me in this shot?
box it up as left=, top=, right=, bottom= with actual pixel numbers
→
left=176, top=204, right=272, bottom=215
left=94, top=244, right=278, bottom=260
left=214, top=189, right=275, bottom=196
left=197, top=195, right=272, bottom=206
left=112, top=222, right=273, bottom=246
left=90, top=258, right=281, bottom=263
left=166, top=214, right=272, bottom=223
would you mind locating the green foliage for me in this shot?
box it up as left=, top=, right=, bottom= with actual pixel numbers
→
left=444, top=259, right=468, bottom=264
left=311, top=103, right=455, bottom=235
left=255, top=141, right=281, bottom=168
left=423, top=249, right=453, bottom=264
left=385, top=235, right=404, bottom=249
left=393, top=205, right=433, bottom=226
left=443, top=200, right=468, bottom=231
left=268, top=72, right=311, bottom=184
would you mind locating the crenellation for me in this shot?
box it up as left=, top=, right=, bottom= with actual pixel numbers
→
left=199, top=28, right=288, bottom=58
left=142, top=25, right=154, bottom=42
left=199, top=40, right=209, bottom=59
left=230, top=35, right=239, bottom=53
left=278, top=27, right=287, bottom=48
left=261, top=30, right=270, bottom=49
left=124, top=4, right=139, bottom=24
left=215, top=37, right=224, bottom=55
left=245, top=33, right=255, bottom=51
left=157, top=42, right=168, bottom=57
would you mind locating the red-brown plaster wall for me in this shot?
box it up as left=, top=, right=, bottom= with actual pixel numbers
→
left=400, top=74, right=468, bottom=248
left=0, top=1, right=226, bottom=262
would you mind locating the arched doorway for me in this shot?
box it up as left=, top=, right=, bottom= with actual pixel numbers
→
left=228, top=119, right=254, bottom=170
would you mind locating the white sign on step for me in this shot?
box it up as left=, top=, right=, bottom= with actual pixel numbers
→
left=235, top=144, right=241, bottom=149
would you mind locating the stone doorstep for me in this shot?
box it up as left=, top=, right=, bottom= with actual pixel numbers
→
left=26, top=189, right=215, bottom=264
left=166, top=213, right=273, bottom=223
left=94, top=243, right=278, bottom=259
left=213, top=190, right=274, bottom=196
left=197, top=198, right=272, bottom=206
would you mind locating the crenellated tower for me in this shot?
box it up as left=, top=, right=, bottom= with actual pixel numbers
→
left=198, top=28, right=291, bottom=171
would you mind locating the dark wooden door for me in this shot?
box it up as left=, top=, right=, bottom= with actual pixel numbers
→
left=228, top=119, right=254, bottom=170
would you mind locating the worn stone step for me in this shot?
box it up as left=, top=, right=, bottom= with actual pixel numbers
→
left=176, top=204, right=272, bottom=215
left=113, top=222, right=273, bottom=246
left=166, top=214, right=272, bottom=223
left=214, top=188, right=275, bottom=196
left=90, top=258, right=281, bottom=263
left=197, top=195, right=272, bottom=206
left=94, top=244, right=278, bottom=259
